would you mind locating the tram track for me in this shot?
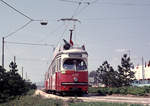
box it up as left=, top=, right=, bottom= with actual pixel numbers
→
left=34, top=89, right=150, bottom=105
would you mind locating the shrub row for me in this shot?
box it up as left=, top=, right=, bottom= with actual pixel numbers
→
left=88, top=86, right=150, bottom=96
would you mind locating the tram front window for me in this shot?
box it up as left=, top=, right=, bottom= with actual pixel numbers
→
left=63, top=59, right=87, bottom=70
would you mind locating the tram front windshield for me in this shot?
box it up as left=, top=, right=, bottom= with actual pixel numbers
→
left=63, top=59, right=87, bottom=70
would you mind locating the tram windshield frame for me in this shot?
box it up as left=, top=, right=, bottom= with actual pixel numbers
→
left=63, top=58, right=87, bottom=71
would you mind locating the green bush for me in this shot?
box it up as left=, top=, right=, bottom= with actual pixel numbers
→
left=88, top=87, right=100, bottom=93
left=111, top=87, right=120, bottom=94
left=89, top=86, right=150, bottom=96
left=143, top=86, right=150, bottom=93
left=119, top=87, right=128, bottom=95
left=98, top=88, right=107, bottom=96
left=127, top=87, right=146, bottom=96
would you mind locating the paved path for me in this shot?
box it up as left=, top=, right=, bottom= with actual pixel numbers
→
left=34, top=90, right=150, bottom=105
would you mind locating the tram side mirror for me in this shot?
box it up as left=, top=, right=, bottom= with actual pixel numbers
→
left=63, top=39, right=70, bottom=50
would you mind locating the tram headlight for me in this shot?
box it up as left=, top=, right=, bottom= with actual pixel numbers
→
left=74, top=77, right=78, bottom=82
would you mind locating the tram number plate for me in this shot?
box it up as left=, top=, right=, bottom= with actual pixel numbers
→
left=72, top=73, right=79, bottom=77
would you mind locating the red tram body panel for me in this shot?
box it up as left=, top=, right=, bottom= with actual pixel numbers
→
left=56, top=71, right=88, bottom=92
left=44, top=40, right=88, bottom=94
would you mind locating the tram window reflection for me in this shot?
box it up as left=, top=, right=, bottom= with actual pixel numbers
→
left=63, top=59, right=87, bottom=70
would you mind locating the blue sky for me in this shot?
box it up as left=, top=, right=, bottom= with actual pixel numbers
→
left=0, top=0, right=150, bottom=82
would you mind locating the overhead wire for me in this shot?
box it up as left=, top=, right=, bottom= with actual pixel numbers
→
left=0, top=0, right=48, bottom=39
left=5, top=41, right=54, bottom=47
left=80, top=16, right=150, bottom=22
left=60, top=0, right=99, bottom=18
left=70, top=1, right=90, bottom=18
left=60, top=0, right=99, bottom=4
left=59, top=0, right=80, bottom=4
left=91, top=0, right=99, bottom=4
left=5, top=42, right=16, bottom=57
left=71, top=3, right=81, bottom=18
left=73, top=4, right=90, bottom=18
left=37, top=22, right=65, bottom=42
left=67, top=0, right=99, bottom=44
left=5, top=41, right=53, bottom=64
left=60, top=24, right=69, bottom=40
left=0, top=0, right=32, bottom=20
left=73, top=24, right=77, bottom=45
left=5, top=45, right=49, bottom=64
left=16, top=58, right=49, bottom=62
left=4, top=20, right=32, bottom=39
left=56, top=23, right=69, bottom=46
left=72, top=0, right=99, bottom=18
left=97, top=1, right=150, bottom=6
left=58, top=0, right=97, bottom=45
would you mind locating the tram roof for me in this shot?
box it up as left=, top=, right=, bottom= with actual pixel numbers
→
left=53, top=45, right=88, bottom=58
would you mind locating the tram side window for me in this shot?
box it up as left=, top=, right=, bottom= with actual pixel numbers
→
left=45, top=73, right=47, bottom=80
left=63, top=59, right=87, bottom=70
left=59, top=58, right=61, bottom=71
left=50, top=68, right=52, bottom=76
left=57, top=59, right=59, bottom=72
left=56, top=59, right=58, bottom=72
left=47, top=73, right=49, bottom=78
left=52, top=65, right=56, bottom=75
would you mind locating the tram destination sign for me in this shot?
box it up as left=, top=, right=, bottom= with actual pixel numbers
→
left=69, top=53, right=82, bottom=57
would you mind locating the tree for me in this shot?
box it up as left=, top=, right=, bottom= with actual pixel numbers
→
left=96, top=61, right=119, bottom=87
left=117, top=54, right=135, bottom=86
left=3, top=61, right=27, bottom=97
left=0, top=66, right=6, bottom=86
left=89, top=71, right=97, bottom=85
left=9, top=61, right=18, bottom=74
left=0, top=66, right=7, bottom=102
left=95, top=54, right=135, bottom=88
left=89, top=71, right=97, bottom=77
left=148, top=60, right=150, bottom=67
left=0, top=61, right=37, bottom=103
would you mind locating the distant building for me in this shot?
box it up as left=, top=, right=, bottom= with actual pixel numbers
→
left=132, top=65, right=150, bottom=80
left=131, top=62, right=150, bottom=86
left=89, top=77, right=94, bottom=84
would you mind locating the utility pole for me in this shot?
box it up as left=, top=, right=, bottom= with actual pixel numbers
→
left=26, top=72, right=27, bottom=80
left=142, top=57, right=145, bottom=83
left=22, top=67, right=24, bottom=79
left=1, top=0, right=48, bottom=68
left=2, top=37, right=4, bottom=67
left=128, top=50, right=130, bottom=58
left=14, top=56, right=16, bottom=63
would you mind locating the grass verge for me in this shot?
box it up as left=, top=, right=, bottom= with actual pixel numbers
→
left=0, top=90, right=63, bottom=106
left=69, top=102, right=144, bottom=106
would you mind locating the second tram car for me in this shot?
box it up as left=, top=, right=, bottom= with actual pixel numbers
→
left=44, top=38, right=88, bottom=95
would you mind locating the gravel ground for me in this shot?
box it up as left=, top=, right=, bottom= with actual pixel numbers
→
left=34, top=89, right=150, bottom=105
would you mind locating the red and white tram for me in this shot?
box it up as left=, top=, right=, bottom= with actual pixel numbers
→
left=44, top=37, right=88, bottom=95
